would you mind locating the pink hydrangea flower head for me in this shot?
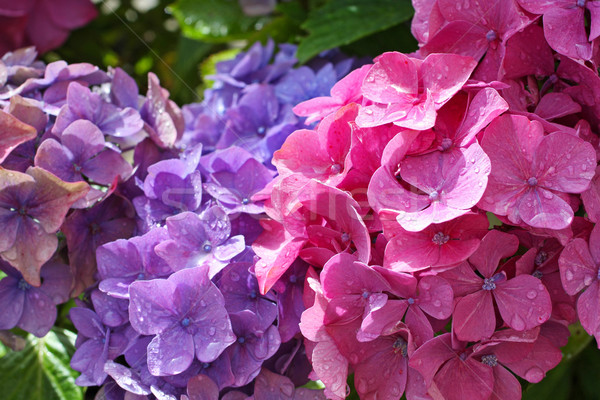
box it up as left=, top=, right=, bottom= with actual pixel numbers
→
left=441, top=230, right=552, bottom=341
left=355, top=51, right=477, bottom=130
left=479, top=114, right=596, bottom=230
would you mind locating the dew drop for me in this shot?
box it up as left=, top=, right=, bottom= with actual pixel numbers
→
left=526, top=291, right=537, bottom=299
left=565, top=270, right=574, bottom=281
left=510, top=314, right=525, bottom=331
left=524, top=367, right=544, bottom=383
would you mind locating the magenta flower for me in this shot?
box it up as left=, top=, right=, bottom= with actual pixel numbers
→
left=273, top=103, right=355, bottom=186
left=518, top=0, right=600, bottom=60
left=355, top=52, right=477, bottom=130
left=383, top=213, right=489, bottom=272
left=441, top=230, right=552, bottom=341
left=0, top=0, right=97, bottom=54
left=369, top=137, right=491, bottom=232
left=558, top=224, right=600, bottom=344
left=421, top=0, right=532, bottom=80
left=479, top=114, right=596, bottom=230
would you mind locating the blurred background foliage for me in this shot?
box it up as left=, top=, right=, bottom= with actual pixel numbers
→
left=47, top=0, right=417, bottom=105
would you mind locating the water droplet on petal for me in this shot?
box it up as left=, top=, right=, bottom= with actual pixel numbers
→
left=565, top=270, right=574, bottom=281
left=510, top=314, right=525, bottom=330
left=524, top=367, right=544, bottom=383
left=526, top=291, right=537, bottom=299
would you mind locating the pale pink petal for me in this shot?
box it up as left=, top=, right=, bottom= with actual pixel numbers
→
left=517, top=187, right=574, bottom=230
left=362, top=52, right=418, bottom=104
left=421, top=53, right=477, bottom=106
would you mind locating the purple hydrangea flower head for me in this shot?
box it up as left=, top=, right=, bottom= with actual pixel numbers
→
left=479, top=114, right=596, bottom=230
left=218, top=83, right=299, bottom=164
left=128, top=265, right=236, bottom=376
left=219, top=310, right=281, bottom=387
left=218, top=260, right=278, bottom=332
left=35, top=119, right=132, bottom=207
left=0, top=166, right=88, bottom=285
left=274, top=63, right=338, bottom=106
left=0, top=259, right=70, bottom=336
left=202, top=147, right=275, bottom=214
left=70, top=306, right=131, bottom=386
left=133, top=145, right=204, bottom=230
left=53, top=82, right=143, bottom=138
left=252, top=368, right=326, bottom=400
left=61, top=194, right=136, bottom=296
left=154, top=207, right=245, bottom=278
left=97, top=226, right=172, bottom=299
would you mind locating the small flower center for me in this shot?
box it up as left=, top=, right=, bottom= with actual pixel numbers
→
left=237, top=336, right=246, bottom=344
left=137, top=273, right=145, bottom=280
left=392, top=337, right=408, bottom=357
left=73, top=164, right=82, bottom=173
left=241, top=197, right=250, bottom=205
left=535, top=251, right=548, bottom=266
left=481, top=354, right=498, bottom=367
left=429, top=191, right=439, bottom=201
left=181, top=318, right=190, bottom=328
left=289, top=275, right=297, bottom=284
left=578, top=0, right=587, bottom=7
left=482, top=272, right=505, bottom=291
left=440, top=138, right=453, bottom=151
left=257, top=126, right=266, bottom=135
left=248, top=290, right=257, bottom=299
left=532, top=270, right=543, bottom=279
left=341, top=232, right=350, bottom=243
left=17, top=206, right=27, bottom=216
left=18, top=279, right=31, bottom=291
left=362, top=290, right=370, bottom=299
left=330, top=163, right=342, bottom=174
left=89, top=223, right=101, bottom=235
left=407, top=298, right=415, bottom=305
left=202, top=362, right=211, bottom=369
left=527, top=177, right=538, bottom=187
left=486, top=30, right=497, bottom=42
left=203, top=243, right=213, bottom=253
left=432, top=232, right=450, bottom=245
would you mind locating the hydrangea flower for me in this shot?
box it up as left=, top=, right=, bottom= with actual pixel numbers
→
left=128, top=266, right=236, bottom=376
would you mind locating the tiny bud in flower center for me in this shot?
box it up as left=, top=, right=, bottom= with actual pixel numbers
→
left=203, top=243, right=212, bottom=253
left=429, top=191, right=439, bottom=201
left=441, top=138, right=453, bottom=151
left=330, top=163, right=342, bottom=174
left=578, top=0, right=587, bottom=7
left=533, top=270, right=543, bottom=279
left=341, top=232, right=350, bottom=242
left=486, top=30, right=497, bottom=42
left=407, top=298, right=415, bottom=305
left=18, top=279, right=31, bottom=291
left=527, top=177, right=538, bottom=186
left=241, top=197, right=250, bottom=205
left=432, top=232, right=450, bottom=245
left=535, top=251, right=548, bottom=266
left=392, top=337, right=408, bottom=357
left=181, top=318, right=190, bottom=327
left=481, top=354, right=498, bottom=367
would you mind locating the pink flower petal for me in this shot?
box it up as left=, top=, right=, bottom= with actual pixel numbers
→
left=494, top=275, right=552, bottom=331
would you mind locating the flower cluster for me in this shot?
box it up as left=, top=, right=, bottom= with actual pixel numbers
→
left=0, top=41, right=356, bottom=399
left=251, top=0, right=600, bottom=398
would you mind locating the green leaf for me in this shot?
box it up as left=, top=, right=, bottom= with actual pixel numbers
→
left=169, top=0, right=271, bottom=43
left=296, top=0, right=414, bottom=63
left=562, top=322, right=593, bottom=362
left=0, top=328, right=83, bottom=400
